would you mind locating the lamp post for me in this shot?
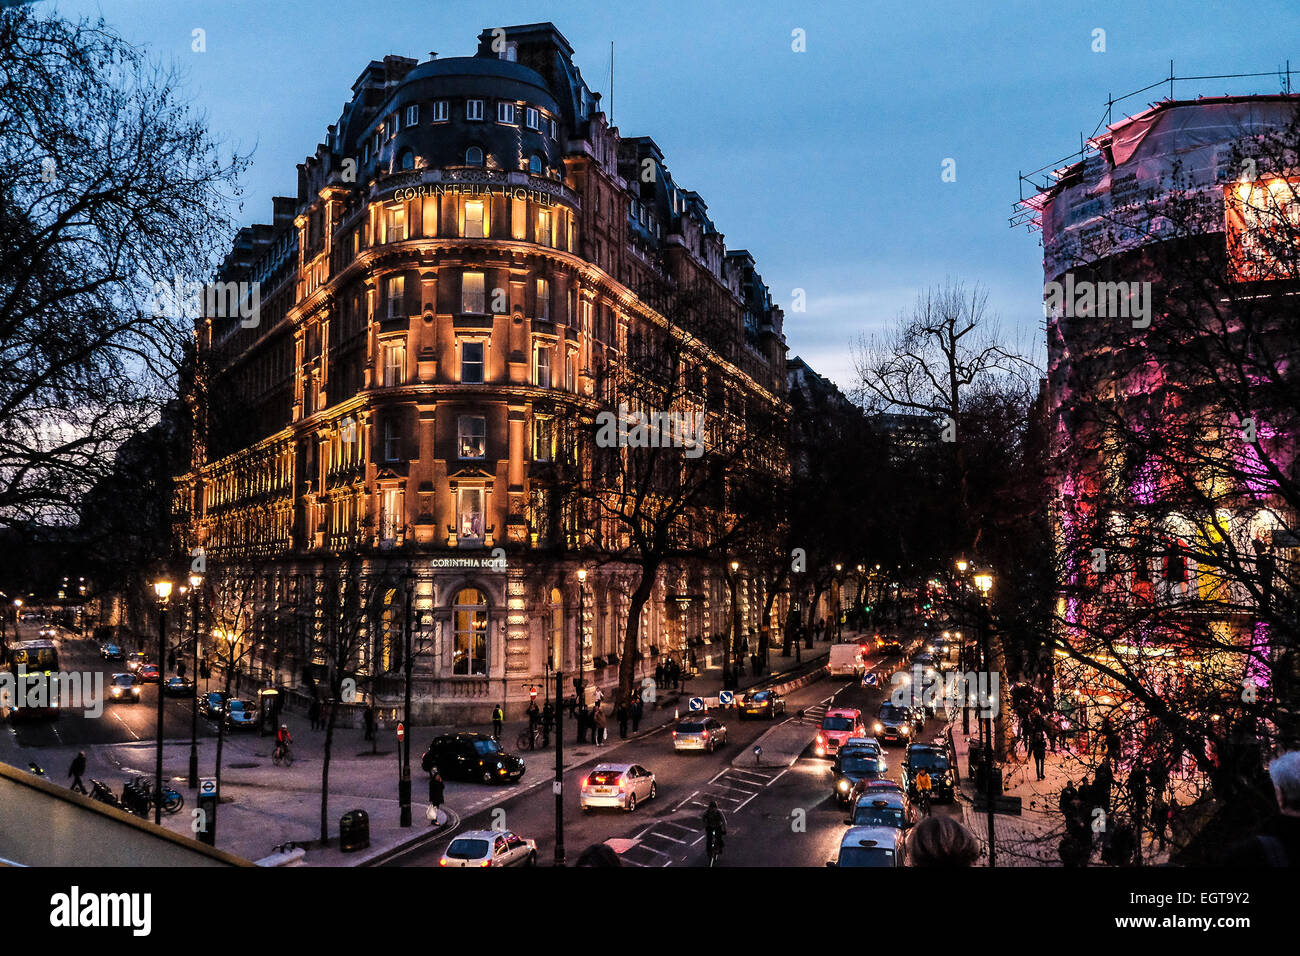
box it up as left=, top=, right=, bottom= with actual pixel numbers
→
left=553, top=604, right=565, bottom=867
left=725, top=560, right=740, bottom=690
left=833, top=563, right=843, bottom=642
left=955, top=558, right=971, bottom=733
left=152, top=578, right=173, bottom=825
left=972, top=569, right=996, bottom=867
left=188, top=573, right=202, bottom=787
left=399, top=571, right=414, bottom=828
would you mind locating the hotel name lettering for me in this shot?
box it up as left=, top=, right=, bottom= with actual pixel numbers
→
left=390, top=183, right=560, bottom=206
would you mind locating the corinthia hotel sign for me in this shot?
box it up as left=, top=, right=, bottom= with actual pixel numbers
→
left=390, top=182, right=559, bottom=207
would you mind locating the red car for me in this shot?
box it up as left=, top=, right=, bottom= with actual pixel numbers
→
left=138, top=664, right=161, bottom=683
left=816, top=707, right=866, bottom=758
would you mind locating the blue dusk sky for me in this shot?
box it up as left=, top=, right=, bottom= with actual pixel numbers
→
left=44, top=0, right=1300, bottom=391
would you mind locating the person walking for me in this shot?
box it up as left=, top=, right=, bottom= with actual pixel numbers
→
left=616, top=700, right=629, bottom=739
left=308, top=696, right=321, bottom=731
left=426, top=770, right=445, bottom=826
left=577, top=701, right=590, bottom=744
left=541, top=700, right=554, bottom=748
left=592, top=703, right=607, bottom=747
left=363, top=705, right=376, bottom=742
left=68, top=750, right=87, bottom=794
left=526, top=699, right=540, bottom=751
left=491, top=703, right=504, bottom=740
left=655, top=661, right=665, bottom=686
left=1031, top=731, right=1048, bottom=781
left=632, top=696, right=643, bottom=733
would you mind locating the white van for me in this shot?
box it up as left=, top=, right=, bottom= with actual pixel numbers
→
left=827, top=643, right=867, bottom=678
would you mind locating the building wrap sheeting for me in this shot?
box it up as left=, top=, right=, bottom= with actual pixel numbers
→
left=1038, top=98, right=1300, bottom=279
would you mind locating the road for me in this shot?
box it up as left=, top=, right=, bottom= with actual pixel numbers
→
left=386, top=639, right=958, bottom=867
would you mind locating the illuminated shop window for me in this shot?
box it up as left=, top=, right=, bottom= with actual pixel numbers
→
left=458, top=415, right=486, bottom=459
left=460, top=340, right=484, bottom=383
left=452, top=587, right=488, bottom=675
left=461, top=271, right=485, bottom=314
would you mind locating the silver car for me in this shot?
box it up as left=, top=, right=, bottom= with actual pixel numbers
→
left=439, top=829, right=537, bottom=868
left=580, top=763, right=657, bottom=812
left=672, top=717, right=728, bottom=753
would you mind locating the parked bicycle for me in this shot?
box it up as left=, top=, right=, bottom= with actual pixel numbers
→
left=123, top=776, right=184, bottom=815
left=516, top=725, right=546, bottom=751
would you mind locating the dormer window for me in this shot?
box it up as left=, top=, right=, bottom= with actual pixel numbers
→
left=528, top=154, right=543, bottom=175
left=465, top=146, right=484, bottom=167
left=397, top=148, right=415, bottom=171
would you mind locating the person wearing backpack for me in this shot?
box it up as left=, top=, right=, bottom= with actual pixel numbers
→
left=1224, top=750, right=1300, bottom=866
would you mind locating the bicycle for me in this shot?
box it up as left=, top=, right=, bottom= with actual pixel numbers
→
left=706, top=831, right=725, bottom=868
left=272, top=743, right=294, bottom=767
left=915, top=788, right=932, bottom=817
left=517, top=725, right=545, bottom=751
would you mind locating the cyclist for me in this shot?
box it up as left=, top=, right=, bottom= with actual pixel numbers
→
left=915, top=767, right=933, bottom=814
left=703, top=800, right=727, bottom=861
left=274, top=723, right=293, bottom=762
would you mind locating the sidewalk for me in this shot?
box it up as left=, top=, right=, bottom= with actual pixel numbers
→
left=69, top=638, right=833, bottom=866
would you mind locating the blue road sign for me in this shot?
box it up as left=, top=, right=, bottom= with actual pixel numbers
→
left=688, top=696, right=704, bottom=711
left=863, top=673, right=878, bottom=686
left=718, top=690, right=734, bottom=706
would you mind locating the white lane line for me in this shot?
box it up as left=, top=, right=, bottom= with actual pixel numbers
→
left=646, top=830, right=688, bottom=845
left=707, top=768, right=729, bottom=785
left=113, top=711, right=141, bottom=740
left=672, top=788, right=701, bottom=811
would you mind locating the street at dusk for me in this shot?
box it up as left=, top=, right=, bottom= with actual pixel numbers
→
left=2, top=0, right=1298, bottom=941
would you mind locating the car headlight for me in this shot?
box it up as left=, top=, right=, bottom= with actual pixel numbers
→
left=874, top=722, right=883, bottom=733
left=838, top=780, right=849, bottom=791
left=901, top=725, right=911, bottom=734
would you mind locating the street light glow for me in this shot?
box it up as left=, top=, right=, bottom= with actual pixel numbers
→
left=153, top=579, right=173, bottom=601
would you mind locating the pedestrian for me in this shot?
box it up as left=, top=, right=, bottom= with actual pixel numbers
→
left=363, top=704, right=376, bottom=741
left=1031, top=732, right=1047, bottom=781
left=905, top=815, right=980, bottom=867
left=68, top=750, right=87, bottom=794
left=541, top=700, right=554, bottom=748
left=592, top=704, right=607, bottom=747
left=167, top=648, right=176, bottom=672
left=308, top=696, right=321, bottom=731
left=1127, top=764, right=1149, bottom=830
left=527, top=699, right=540, bottom=751
left=492, top=703, right=504, bottom=740
left=632, top=696, right=643, bottom=732
left=577, top=701, right=589, bottom=744
left=426, top=770, right=445, bottom=826
left=1094, top=759, right=1114, bottom=813
left=1045, top=713, right=1060, bottom=753
left=1224, top=750, right=1300, bottom=865
left=616, top=700, right=629, bottom=739
left=655, top=661, right=664, bottom=686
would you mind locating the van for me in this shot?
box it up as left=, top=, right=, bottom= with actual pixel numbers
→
left=827, top=643, right=866, bottom=678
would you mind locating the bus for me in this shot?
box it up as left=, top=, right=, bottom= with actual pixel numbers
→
left=4, top=639, right=61, bottom=721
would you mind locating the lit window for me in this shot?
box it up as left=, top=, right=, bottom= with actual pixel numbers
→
left=464, top=200, right=486, bottom=238
left=566, top=351, right=579, bottom=391
left=461, top=271, right=485, bottom=314
left=381, top=342, right=404, bottom=387
left=386, top=274, right=405, bottom=318
left=537, top=210, right=552, bottom=247
left=497, top=101, right=516, bottom=124
left=466, top=99, right=484, bottom=121
left=380, top=487, right=403, bottom=541
left=461, top=340, right=484, bottom=383
left=533, top=415, right=554, bottom=461
left=386, top=205, right=406, bottom=242
left=432, top=100, right=449, bottom=122
left=405, top=104, right=419, bottom=127
left=458, top=415, right=486, bottom=459
left=465, top=146, right=484, bottom=166
left=536, top=278, right=550, bottom=320
left=457, top=490, right=485, bottom=541
left=534, top=343, right=553, bottom=388
left=452, top=587, right=487, bottom=674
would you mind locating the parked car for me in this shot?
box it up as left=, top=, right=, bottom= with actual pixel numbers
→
left=421, top=733, right=525, bottom=784
left=901, top=742, right=956, bottom=803
left=816, top=707, right=866, bottom=758
left=107, top=673, right=141, bottom=704
left=845, top=790, right=917, bottom=830
left=438, top=829, right=537, bottom=867
left=738, top=689, right=786, bottom=720
left=99, top=643, right=124, bottom=662
left=672, top=716, right=727, bottom=753
left=829, top=825, right=905, bottom=867
left=199, top=691, right=227, bottom=720
left=162, top=676, right=195, bottom=697
left=579, top=763, right=657, bottom=812
left=138, top=664, right=161, bottom=683
left=224, top=698, right=257, bottom=731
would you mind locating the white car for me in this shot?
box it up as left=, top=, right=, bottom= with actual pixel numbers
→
left=438, top=829, right=536, bottom=867
left=580, top=763, right=657, bottom=812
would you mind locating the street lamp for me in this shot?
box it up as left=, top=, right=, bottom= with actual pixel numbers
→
left=187, top=573, right=203, bottom=788
left=576, top=568, right=588, bottom=713
left=399, top=571, right=415, bottom=828
left=971, top=568, right=996, bottom=867
left=152, top=578, right=173, bottom=825
left=833, top=564, right=843, bottom=641
left=726, top=561, right=740, bottom=690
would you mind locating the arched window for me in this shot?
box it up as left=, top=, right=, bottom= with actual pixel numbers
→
left=528, top=154, right=543, bottom=175
left=397, top=148, right=415, bottom=171
left=465, top=146, right=484, bottom=167
left=452, top=588, right=488, bottom=675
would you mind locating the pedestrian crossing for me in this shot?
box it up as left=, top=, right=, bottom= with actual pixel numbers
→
left=792, top=699, right=831, bottom=727
left=620, top=764, right=787, bottom=867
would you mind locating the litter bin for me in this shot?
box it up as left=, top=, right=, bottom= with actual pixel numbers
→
left=339, top=809, right=370, bottom=852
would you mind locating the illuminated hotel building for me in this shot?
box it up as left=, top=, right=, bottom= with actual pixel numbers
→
left=174, top=23, right=788, bottom=721
left=1024, top=94, right=1300, bottom=730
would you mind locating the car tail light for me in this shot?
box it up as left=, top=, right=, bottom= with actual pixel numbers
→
left=438, top=858, right=448, bottom=866
left=618, top=779, right=626, bottom=791
left=702, top=730, right=710, bottom=739
left=480, top=859, right=492, bottom=867
left=581, top=776, right=590, bottom=789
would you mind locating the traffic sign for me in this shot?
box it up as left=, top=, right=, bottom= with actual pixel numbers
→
left=199, top=777, right=217, bottom=797
left=863, top=673, right=878, bottom=687
left=396, top=722, right=405, bottom=742
left=688, top=696, right=704, bottom=711
left=718, top=690, right=734, bottom=706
